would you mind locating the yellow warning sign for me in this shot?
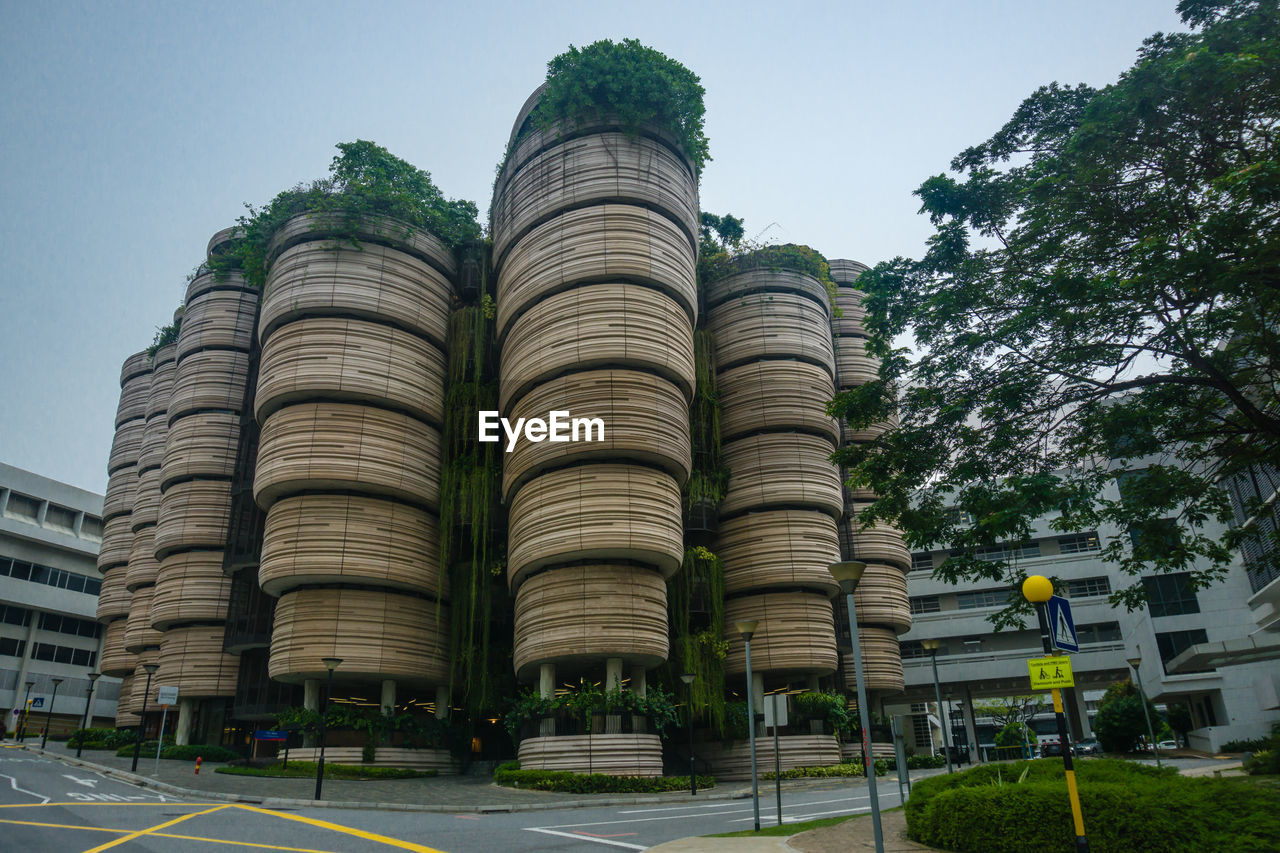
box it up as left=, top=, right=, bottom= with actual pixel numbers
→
left=1028, top=655, right=1075, bottom=690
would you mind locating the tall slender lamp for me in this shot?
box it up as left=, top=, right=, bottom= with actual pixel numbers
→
left=1126, top=653, right=1161, bottom=768
left=40, top=678, right=64, bottom=749
left=77, top=673, right=102, bottom=759
left=735, top=620, right=760, bottom=832
left=315, top=657, right=343, bottom=800
left=131, top=664, right=158, bottom=772
left=920, top=639, right=952, bottom=773
left=18, top=680, right=35, bottom=742
left=680, top=673, right=697, bottom=795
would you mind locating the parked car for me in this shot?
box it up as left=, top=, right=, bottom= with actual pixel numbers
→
left=1074, top=738, right=1101, bottom=755
left=1157, top=739, right=1179, bottom=751
left=1040, top=740, right=1067, bottom=757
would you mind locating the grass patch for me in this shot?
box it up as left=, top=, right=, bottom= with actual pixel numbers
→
left=710, top=806, right=901, bottom=837
left=216, top=762, right=435, bottom=780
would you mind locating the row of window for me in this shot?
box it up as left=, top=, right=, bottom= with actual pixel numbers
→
left=1143, top=572, right=1200, bottom=617
left=38, top=612, right=101, bottom=640
left=910, top=532, right=1102, bottom=573
left=1155, top=628, right=1209, bottom=673
left=0, top=557, right=101, bottom=596
left=2, top=490, right=103, bottom=540
left=0, top=637, right=97, bottom=668
left=909, top=575, right=1113, bottom=616
left=898, top=622, right=1122, bottom=659
left=0, top=637, right=26, bottom=658
left=1, top=604, right=30, bottom=626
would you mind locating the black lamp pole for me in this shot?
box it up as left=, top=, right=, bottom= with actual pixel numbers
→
left=18, top=680, right=35, bottom=742
left=77, top=673, right=102, bottom=759
left=680, top=673, right=696, bottom=795
left=315, top=657, right=342, bottom=801
left=131, top=664, right=158, bottom=772
left=40, top=678, right=63, bottom=749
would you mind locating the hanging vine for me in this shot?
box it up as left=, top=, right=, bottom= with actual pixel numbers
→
left=663, top=546, right=728, bottom=732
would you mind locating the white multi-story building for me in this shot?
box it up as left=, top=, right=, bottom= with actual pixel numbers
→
left=887, top=475, right=1280, bottom=755
left=1, top=462, right=117, bottom=736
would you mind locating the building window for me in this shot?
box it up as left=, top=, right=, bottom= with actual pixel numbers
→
left=1057, top=532, right=1100, bottom=554
left=899, top=640, right=929, bottom=659
left=966, top=541, right=1042, bottom=562
left=1074, top=622, right=1122, bottom=644
left=956, top=588, right=1011, bottom=610
left=0, top=637, right=26, bottom=658
left=3, top=492, right=42, bottom=521
left=0, top=558, right=100, bottom=597
left=1065, top=576, right=1111, bottom=598
left=38, top=612, right=101, bottom=639
left=1143, top=572, right=1200, bottom=617
left=29, top=642, right=96, bottom=668
left=910, top=596, right=941, bottom=614
left=946, top=509, right=974, bottom=527
left=911, top=552, right=933, bottom=573
left=80, top=515, right=103, bottom=541
left=913, top=714, right=933, bottom=747
left=0, top=605, right=31, bottom=626
left=1155, top=629, right=1210, bottom=673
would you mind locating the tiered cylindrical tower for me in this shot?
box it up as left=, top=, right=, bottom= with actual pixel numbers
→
left=492, top=93, right=697, bottom=775
left=252, top=213, right=453, bottom=718
left=153, top=249, right=257, bottom=721
left=706, top=263, right=843, bottom=772
left=98, top=350, right=152, bottom=725
left=828, top=259, right=911, bottom=710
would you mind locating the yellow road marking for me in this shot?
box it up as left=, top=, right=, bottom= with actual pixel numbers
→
left=0, top=817, right=344, bottom=852
left=80, top=803, right=230, bottom=852
left=235, top=804, right=448, bottom=853
left=0, top=801, right=224, bottom=809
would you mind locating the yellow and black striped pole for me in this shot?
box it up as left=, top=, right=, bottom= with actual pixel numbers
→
left=1023, top=576, right=1089, bottom=853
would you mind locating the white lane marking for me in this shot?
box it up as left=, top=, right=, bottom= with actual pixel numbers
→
left=616, top=801, right=753, bottom=814
left=0, top=773, right=50, bottom=804
left=731, top=805, right=872, bottom=823
left=63, top=774, right=98, bottom=787
left=525, top=827, right=646, bottom=851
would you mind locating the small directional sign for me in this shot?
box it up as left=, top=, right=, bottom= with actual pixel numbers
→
left=156, top=686, right=179, bottom=706
left=1028, top=655, right=1075, bottom=690
left=1047, top=594, right=1079, bottom=653
left=30, top=697, right=44, bottom=709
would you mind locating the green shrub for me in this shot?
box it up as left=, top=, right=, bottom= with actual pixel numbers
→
left=1244, top=749, right=1279, bottom=775
left=1223, top=737, right=1271, bottom=753
left=70, top=728, right=135, bottom=749
left=114, top=737, right=174, bottom=757
left=761, top=760, right=890, bottom=780
left=216, top=762, right=434, bottom=780
left=494, top=763, right=713, bottom=794
left=905, top=759, right=1280, bottom=852
left=159, top=744, right=239, bottom=762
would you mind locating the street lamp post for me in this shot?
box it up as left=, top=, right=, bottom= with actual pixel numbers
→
left=680, top=673, right=697, bottom=796
left=831, top=560, right=884, bottom=853
left=77, top=673, right=102, bottom=759
left=735, top=620, right=761, bottom=832
left=40, top=678, right=63, bottom=749
left=1024, top=575, right=1089, bottom=853
left=921, top=639, right=953, bottom=774
left=18, top=680, right=35, bottom=742
left=315, top=657, right=342, bottom=801
left=1126, top=654, right=1161, bottom=768
left=131, top=664, right=158, bottom=772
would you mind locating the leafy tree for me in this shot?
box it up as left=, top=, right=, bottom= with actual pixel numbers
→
left=1093, top=681, right=1159, bottom=753
left=974, top=695, right=1045, bottom=731
left=994, top=721, right=1031, bottom=749
left=1166, top=701, right=1195, bottom=742
left=831, top=0, right=1280, bottom=625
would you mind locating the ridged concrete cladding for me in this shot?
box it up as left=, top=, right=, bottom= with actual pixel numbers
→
left=494, top=103, right=697, bottom=707
left=99, top=619, right=133, bottom=677
left=702, top=735, right=841, bottom=782
left=131, top=468, right=163, bottom=531
left=716, top=510, right=841, bottom=597
left=723, top=592, right=839, bottom=677
left=717, top=360, right=839, bottom=443
left=97, top=515, right=134, bottom=571
left=154, top=479, right=234, bottom=560
left=256, top=317, right=447, bottom=425
left=260, top=242, right=451, bottom=349
left=107, top=420, right=145, bottom=474
left=151, top=551, right=233, bottom=631
left=123, top=584, right=164, bottom=653
left=125, top=526, right=160, bottom=591
left=268, top=588, right=449, bottom=686
left=254, top=402, right=442, bottom=510
left=502, top=369, right=691, bottom=500
left=495, top=204, right=697, bottom=337
left=507, top=463, right=684, bottom=589
left=96, top=568, right=131, bottom=622
left=708, top=291, right=835, bottom=374
left=842, top=624, right=905, bottom=693
left=851, top=564, right=912, bottom=633
left=115, top=375, right=149, bottom=427
left=175, top=288, right=258, bottom=360
left=254, top=213, right=453, bottom=691
left=499, top=283, right=696, bottom=410
left=512, top=565, right=669, bottom=678
left=114, top=674, right=137, bottom=722
left=160, top=411, right=240, bottom=490
left=129, top=650, right=160, bottom=708
left=258, top=494, right=445, bottom=598
left=518, top=734, right=664, bottom=777
left=719, top=433, right=844, bottom=519
left=168, top=350, right=251, bottom=421
left=156, top=625, right=240, bottom=698
left=102, top=464, right=138, bottom=522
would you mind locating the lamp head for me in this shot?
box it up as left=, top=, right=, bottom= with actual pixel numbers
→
left=920, top=638, right=941, bottom=653
left=51, top=677, right=63, bottom=685
left=322, top=657, right=343, bottom=673
left=142, top=663, right=159, bottom=675
left=680, top=673, right=696, bottom=685
left=1126, top=656, right=1141, bottom=669
left=88, top=672, right=101, bottom=683
left=829, top=560, right=867, bottom=593
left=1022, top=575, right=1053, bottom=604
left=25, top=680, right=35, bottom=689
left=735, top=620, right=758, bottom=641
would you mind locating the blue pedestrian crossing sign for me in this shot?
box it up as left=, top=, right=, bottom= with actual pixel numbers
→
left=1048, top=595, right=1079, bottom=653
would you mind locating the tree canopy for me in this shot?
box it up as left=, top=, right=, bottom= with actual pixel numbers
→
left=831, top=0, right=1279, bottom=626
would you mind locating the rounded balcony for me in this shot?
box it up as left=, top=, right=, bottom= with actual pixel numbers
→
left=107, top=420, right=145, bottom=473
left=702, top=268, right=831, bottom=314
left=115, top=372, right=150, bottom=427
left=716, top=509, right=841, bottom=597
left=718, top=360, right=839, bottom=443
left=168, top=349, right=251, bottom=421
left=719, top=433, right=843, bottom=519
left=96, top=515, right=134, bottom=572
left=95, top=569, right=131, bottom=622
left=175, top=288, right=259, bottom=361
left=125, top=526, right=160, bottom=591
left=708, top=292, right=835, bottom=374
left=723, top=592, right=838, bottom=677
left=123, top=585, right=164, bottom=653
left=154, top=479, right=234, bottom=560
left=159, top=410, right=240, bottom=490
left=99, top=620, right=134, bottom=677
left=156, top=624, right=240, bottom=698
left=152, top=551, right=233, bottom=631
left=842, top=625, right=905, bottom=694
left=102, top=465, right=138, bottom=522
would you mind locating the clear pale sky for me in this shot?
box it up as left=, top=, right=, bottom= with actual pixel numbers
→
left=0, top=0, right=1186, bottom=494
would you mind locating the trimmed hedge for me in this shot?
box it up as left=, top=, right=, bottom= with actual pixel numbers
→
left=216, top=762, right=434, bottom=780
left=69, top=728, right=136, bottom=749
left=160, top=745, right=239, bottom=762
left=494, top=761, right=714, bottom=793
left=762, top=760, right=890, bottom=780
left=905, top=759, right=1280, bottom=853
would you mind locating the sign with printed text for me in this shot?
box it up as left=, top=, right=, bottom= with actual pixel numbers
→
left=1028, top=655, right=1075, bottom=690
left=254, top=730, right=288, bottom=741
left=1047, top=595, right=1079, bottom=653
left=156, top=686, right=179, bottom=706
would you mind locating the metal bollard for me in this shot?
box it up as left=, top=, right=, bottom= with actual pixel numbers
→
left=195, top=756, right=203, bottom=775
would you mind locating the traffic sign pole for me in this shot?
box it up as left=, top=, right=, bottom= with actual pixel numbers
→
left=1037, top=601, right=1089, bottom=853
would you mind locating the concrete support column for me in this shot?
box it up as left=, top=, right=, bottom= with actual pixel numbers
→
left=538, top=664, right=555, bottom=700
left=962, top=687, right=982, bottom=763
left=605, top=657, right=623, bottom=692
left=630, top=667, right=646, bottom=697
left=752, top=672, right=765, bottom=712
left=8, top=617, right=38, bottom=728
left=1067, top=687, right=1091, bottom=739
left=434, top=685, right=450, bottom=721
left=380, top=680, right=396, bottom=715
left=36, top=500, right=49, bottom=526
left=175, top=699, right=194, bottom=746
left=806, top=674, right=820, bottom=692
left=73, top=510, right=85, bottom=537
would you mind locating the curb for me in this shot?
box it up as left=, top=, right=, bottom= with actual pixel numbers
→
left=19, top=745, right=754, bottom=813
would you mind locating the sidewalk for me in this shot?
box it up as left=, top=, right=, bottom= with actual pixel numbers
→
left=647, top=809, right=937, bottom=852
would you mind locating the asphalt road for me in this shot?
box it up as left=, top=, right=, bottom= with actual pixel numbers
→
left=0, top=745, right=909, bottom=852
